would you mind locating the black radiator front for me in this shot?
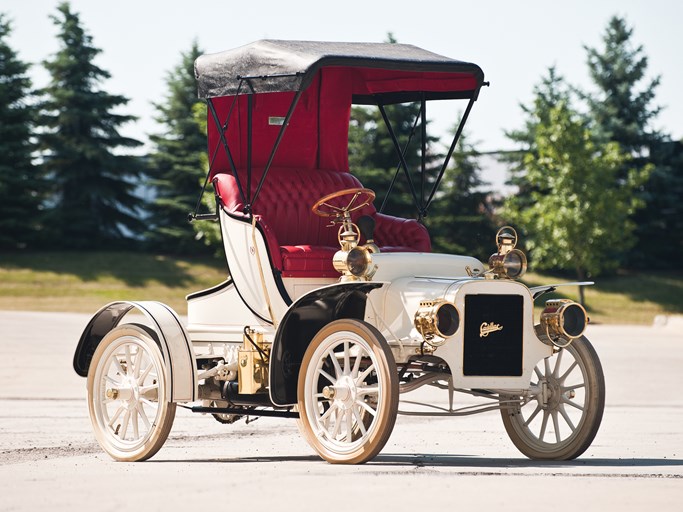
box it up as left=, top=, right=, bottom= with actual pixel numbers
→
left=463, top=294, right=524, bottom=376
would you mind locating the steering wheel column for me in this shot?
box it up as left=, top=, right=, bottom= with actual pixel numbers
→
left=311, top=188, right=378, bottom=281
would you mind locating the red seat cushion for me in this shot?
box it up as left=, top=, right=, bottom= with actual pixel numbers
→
left=280, top=245, right=339, bottom=278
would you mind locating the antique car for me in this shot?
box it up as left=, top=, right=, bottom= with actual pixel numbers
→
left=73, top=40, right=605, bottom=464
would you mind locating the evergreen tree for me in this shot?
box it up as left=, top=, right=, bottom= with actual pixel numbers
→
left=146, top=41, right=207, bottom=254
left=39, top=2, right=144, bottom=249
left=585, top=16, right=661, bottom=151
left=584, top=15, right=680, bottom=268
left=350, top=101, right=433, bottom=219
left=426, top=130, right=496, bottom=260
left=349, top=33, right=440, bottom=221
left=0, top=14, right=41, bottom=249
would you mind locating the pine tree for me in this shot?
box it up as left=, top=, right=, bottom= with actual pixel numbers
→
left=584, top=16, right=680, bottom=268
left=39, top=2, right=144, bottom=249
left=0, top=14, right=41, bottom=249
left=350, top=101, right=433, bottom=219
left=349, top=33, right=440, bottom=221
left=146, top=41, right=207, bottom=254
left=585, top=16, right=661, bottom=151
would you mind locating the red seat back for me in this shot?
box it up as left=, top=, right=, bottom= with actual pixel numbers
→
left=214, top=167, right=374, bottom=248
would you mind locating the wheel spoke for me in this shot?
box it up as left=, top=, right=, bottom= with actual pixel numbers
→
left=319, top=404, right=336, bottom=423
left=137, top=362, right=153, bottom=384
left=120, top=410, right=131, bottom=439
left=544, top=357, right=551, bottom=378
left=564, top=383, right=586, bottom=392
left=104, top=375, right=121, bottom=387
left=551, top=411, right=561, bottom=443
left=108, top=405, right=125, bottom=428
left=539, top=410, right=549, bottom=442
left=111, top=355, right=126, bottom=375
left=534, top=366, right=544, bottom=380
left=328, top=351, right=343, bottom=379
left=559, top=361, right=578, bottom=383
left=553, top=349, right=564, bottom=378
left=141, top=398, right=158, bottom=409
left=356, top=364, right=376, bottom=384
left=132, top=408, right=140, bottom=439
left=351, top=347, right=365, bottom=378
left=562, top=397, right=585, bottom=412
left=320, top=201, right=343, bottom=213
left=353, top=407, right=367, bottom=437
left=558, top=404, right=576, bottom=432
left=317, top=368, right=336, bottom=385
left=124, top=346, right=133, bottom=375
left=133, top=349, right=142, bottom=379
left=523, top=404, right=542, bottom=427
left=343, top=342, right=350, bottom=375
left=357, top=399, right=377, bottom=417
left=359, top=386, right=379, bottom=396
left=136, top=403, right=151, bottom=430
left=345, top=407, right=353, bottom=441
left=343, top=192, right=361, bottom=212
left=331, top=409, right=343, bottom=439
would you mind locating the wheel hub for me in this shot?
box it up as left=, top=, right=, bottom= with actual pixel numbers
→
left=106, top=376, right=141, bottom=411
left=324, top=375, right=358, bottom=410
left=541, top=377, right=562, bottom=410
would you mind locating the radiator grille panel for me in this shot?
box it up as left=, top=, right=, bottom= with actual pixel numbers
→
left=463, top=294, right=523, bottom=376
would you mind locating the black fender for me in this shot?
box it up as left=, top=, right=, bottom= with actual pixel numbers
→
left=269, top=281, right=384, bottom=406
left=73, top=301, right=197, bottom=402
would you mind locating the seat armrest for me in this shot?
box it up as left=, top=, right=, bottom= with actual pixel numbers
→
left=373, top=212, right=431, bottom=252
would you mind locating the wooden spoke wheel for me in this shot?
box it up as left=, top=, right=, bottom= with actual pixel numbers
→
left=297, top=319, right=398, bottom=464
left=500, top=334, right=605, bottom=460
left=87, top=324, right=176, bottom=462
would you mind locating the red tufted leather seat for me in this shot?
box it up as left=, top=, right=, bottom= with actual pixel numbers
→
left=214, top=167, right=430, bottom=277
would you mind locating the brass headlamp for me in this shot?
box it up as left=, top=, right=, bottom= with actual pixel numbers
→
left=488, top=226, right=527, bottom=279
left=540, top=299, right=588, bottom=348
left=414, top=299, right=460, bottom=346
left=332, top=222, right=375, bottom=281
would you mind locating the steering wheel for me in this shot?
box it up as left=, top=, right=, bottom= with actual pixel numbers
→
left=311, top=188, right=376, bottom=218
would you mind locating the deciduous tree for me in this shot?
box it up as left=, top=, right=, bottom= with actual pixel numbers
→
left=504, top=100, right=650, bottom=305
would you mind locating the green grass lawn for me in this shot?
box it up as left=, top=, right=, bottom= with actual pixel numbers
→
left=0, top=252, right=681, bottom=324
left=0, top=252, right=228, bottom=315
left=523, top=270, right=683, bottom=324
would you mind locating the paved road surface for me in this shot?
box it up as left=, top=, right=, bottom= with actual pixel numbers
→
left=0, top=311, right=681, bottom=511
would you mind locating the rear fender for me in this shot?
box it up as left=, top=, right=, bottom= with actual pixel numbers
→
left=73, top=301, right=197, bottom=402
left=269, top=282, right=384, bottom=406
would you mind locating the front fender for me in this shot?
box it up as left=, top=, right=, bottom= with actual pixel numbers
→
left=73, top=301, right=197, bottom=402
left=269, top=281, right=384, bottom=406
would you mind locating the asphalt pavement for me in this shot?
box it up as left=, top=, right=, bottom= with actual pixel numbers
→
left=0, top=310, right=681, bottom=511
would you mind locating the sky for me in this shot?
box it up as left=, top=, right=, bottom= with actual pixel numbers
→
left=3, top=0, right=682, bottom=157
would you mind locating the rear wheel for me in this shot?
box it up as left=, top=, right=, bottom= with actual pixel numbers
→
left=297, top=319, right=398, bottom=464
left=501, top=335, right=605, bottom=460
left=87, top=324, right=176, bottom=462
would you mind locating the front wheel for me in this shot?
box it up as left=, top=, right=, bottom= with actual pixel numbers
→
left=87, top=324, right=176, bottom=461
left=297, top=319, right=398, bottom=464
left=500, top=334, right=605, bottom=460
